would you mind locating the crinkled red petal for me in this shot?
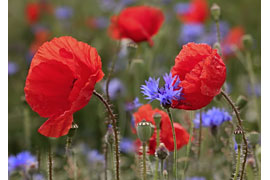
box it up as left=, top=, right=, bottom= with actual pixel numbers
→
left=38, top=112, right=73, bottom=138
left=171, top=43, right=226, bottom=110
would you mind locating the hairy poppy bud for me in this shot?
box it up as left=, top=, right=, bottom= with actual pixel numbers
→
left=153, top=113, right=162, bottom=130
left=136, top=120, right=154, bottom=142
left=211, top=3, right=221, bottom=21
left=213, top=42, right=221, bottom=55
left=67, top=123, right=78, bottom=138
left=247, top=131, right=260, bottom=147
left=234, top=126, right=243, bottom=145
left=236, top=95, right=248, bottom=110
left=105, top=125, right=114, bottom=145
left=155, top=143, right=169, bottom=160
left=242, top=34, right=253, bottom=50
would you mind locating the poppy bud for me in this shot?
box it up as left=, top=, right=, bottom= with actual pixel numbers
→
left=67, top=123, right=78, bottom=138
left=153, top=113, right=162, bottom=130
left=236, top=95, right=248, bottom=110
left=242, top=34, right=253, bottom=50
left=105, top=125, right=114, bottom=145
left=234, top=126, right=243, bottom=145
left=247, top=131, right=260, bottom=147
left=213, top=42, right=221, bottom=55
left=155, top=143, right=169, bottom=160
left=163, top=170, right=168, bottom=178
left=136, top=120, right=154, bottom=142
left=211, top=3, right=221, bottom=21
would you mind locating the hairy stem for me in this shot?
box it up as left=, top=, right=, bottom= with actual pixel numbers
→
left=215, top=20, right=221, bottom=45
left=143, top=142, right=147, bottom=180
left=154, top=128, right=160, bottom=180
left=233, top=145, right=241, bottom=180
left=104, top=143, right=108, bottom=180
left=48, top=145, right=53, bottom=180
left=166, top=108, right=177, bottom=180
left=105, top=41, right=121, bottom=102
left=198, top=109, right=203, bottom=159
left=93, top=90, right=120, bottom=180
left=220, top=90, right=248, bottom=180
left=160, top=159, right=164, bottom=180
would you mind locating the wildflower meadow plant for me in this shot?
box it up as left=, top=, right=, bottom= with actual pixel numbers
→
left=8, top=1, right=261, bottom=180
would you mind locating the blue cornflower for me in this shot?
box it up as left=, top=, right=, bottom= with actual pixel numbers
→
left=120, top=138, right=135, bottom=154
left=87, top=150, right=105, bottom=164
left=8, top=151, right=37, bottom=175
left=141, top=73, right=183, bottom=108
left=55, top=6, right=73, bottom=20
left=179, top=23, right=205, bottom=45
left=102, top=78, right=125, bottom=100
left=8, top=61, right=19, bottom=75
left=186, top=177, right=206, bottom=180
left=193, top=107, right=232, bottom=128
left=125, top=97, right=142, bottom=112
left=174, top=3, right=190, bottom=14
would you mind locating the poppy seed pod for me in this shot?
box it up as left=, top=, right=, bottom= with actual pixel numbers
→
left=153, top=113, right=162, bottom=130
left=236, top=95, right=248, bottom=110
left=234, top=126, right=243, bottom=145
left=242, top=34, right=253, bottom=50
left=136, top=120, right=154, bottom=143
left=155, top=143, right=169, bottom=160
left=211, top=3, right=221, bottom=21
left=67, top=123, right=78, bottom=138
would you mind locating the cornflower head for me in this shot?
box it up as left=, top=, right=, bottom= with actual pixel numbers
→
left=8, top=151, right=37, bottom=175
left=141, top=73, right=182, bottom=108
left=193, top=107, right=232, bottom=128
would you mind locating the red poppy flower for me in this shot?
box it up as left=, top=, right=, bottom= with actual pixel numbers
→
left=25, top=3, right=41, bottom=24
left=178, top=0, right=209, bottom=23
left=133, top=104, right=190, bottom=155
left=108, top=6, right=164, bottom=47
left=221, top=26, right=245, bottom=57
left=171, top=43, right=226, bottom=110
left=24, top=36, right=104, bottom=137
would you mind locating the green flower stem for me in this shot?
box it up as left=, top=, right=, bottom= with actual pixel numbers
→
left=106, top=41, right=121, bottom=102
left=215, top=20, right=221, bottom=45
left=143, top=142, right=147, bottom=180
left=245, top=50, right=260, bottom=130
left=182, top=112, right=194, bottom=179
left=93, top=90, right=120, bottom=180
left=220, top=90, right=248, bottom=180
left=154, top=128, right=160, bottom=180
left=252, top=146, right=260, bottom=179
left=104, top=143, right=108, bottom=180
left=160, top=159, right=164, bottom=180
left=198, top=109, right=203, bottom=159
left=166, top=108, right=177, bottom=180
left=233, top=145, right=241, bottom=180
left=48, top=144, right=53, bottom=180
left=110, top=143, right=115, bottom=179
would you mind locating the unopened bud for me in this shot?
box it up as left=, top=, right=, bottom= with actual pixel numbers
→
left=242, top=34, right=253, bottom=50
left=247, top=131, right=260, bottom=147
left=153, top=113, right=162, bottom=130
left=155, top=143, right=169, bottom=160
left=105, top=124, right=114, bottom=145
left=211, top=3, right=221, bottom=21
left=136, top=120, right=154, bottom=142
left=236, top=95, right=248, bottom=110
left=213, top=42, right=221, bottom=55
left=67, top=123, right=78, bottom=138
left=234, top=126, right=243, bottom=145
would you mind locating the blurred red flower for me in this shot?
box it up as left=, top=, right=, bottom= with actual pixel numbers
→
left=133, top=104, right=190, bottom=155
left=171, top=42, right=226, bottom=110
left=26, top=3, right=41, bottom=24
left=178, top=0, right=209, bottom=23
left=24, top=36, right=104, bottom=137
left=221, top=26, right=245, bottom=58
left=108, top=6, right=164, bottom=47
